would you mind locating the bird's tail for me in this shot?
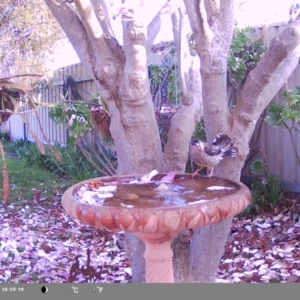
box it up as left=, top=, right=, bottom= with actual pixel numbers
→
left=212, top=133, right=237, bottom=158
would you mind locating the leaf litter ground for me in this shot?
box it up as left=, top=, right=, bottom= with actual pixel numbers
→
left=0, top=193, right=299, bottom=283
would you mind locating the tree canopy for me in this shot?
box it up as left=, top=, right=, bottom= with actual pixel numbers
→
left=0, top=0, right=63, bottom=81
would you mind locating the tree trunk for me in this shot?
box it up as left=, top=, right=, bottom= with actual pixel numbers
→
left=188, top=218, right=232, bottom=282
left=124, top=233, right=146, bottom=283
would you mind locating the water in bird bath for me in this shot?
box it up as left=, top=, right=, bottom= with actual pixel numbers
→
left=74, top=172, right=239, bottom=208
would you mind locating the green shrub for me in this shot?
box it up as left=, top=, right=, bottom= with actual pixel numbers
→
left=5, top=135, right=116, bottom=182
left=228, top=26, right=265, bottom=89
left=0, top=131, right=10, bottom=141
left=265, top=87, right=300, bottom=167
left=245, top=159, right=284, bottom=215
left=15, top=142, right=56, bottom=171
left=2, top=140, right=17, bottom=153
left=14, top=139, right=29, bottom=148
left=2, top=139, right=31, bottom=155
left=44, top=144, right=99, bottom=181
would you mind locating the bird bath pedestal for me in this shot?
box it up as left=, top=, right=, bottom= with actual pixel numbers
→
left=62, top=173, right=251, bottom=283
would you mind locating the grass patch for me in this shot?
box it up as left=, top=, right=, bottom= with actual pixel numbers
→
left=2, top=139, right=101, bottom=182
left=0, top=138, right=108, bottom=206
left=0, top=156, right=75, bottom=205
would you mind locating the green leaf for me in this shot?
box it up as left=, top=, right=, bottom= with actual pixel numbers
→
left=265, top=103, right=285, bottom=126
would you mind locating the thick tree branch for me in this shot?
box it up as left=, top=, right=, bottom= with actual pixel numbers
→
left=74, top=0, right=103, bottom=39
left=171, top=4, right=180, bottom=50
left=204, top=0, right=220, bottom=19
left=215, top=0, right=234, bottom=54
left=90, top=0, right=116, bottom=38
left=45, top=0, right=95, bottom=70
left=183, top=0, right=199, bottom=30
left=46, top=0, right=123, bottom=98
left=184, top=0, right=213, bottom=51
left=164, top=6, right=203, bottom=172
left=233, top=16, right=300, bottom=134
left=171, top=3, right=197, bottom=104
left=146, top=0, right=177, bottom=53
left=163, top=60, right=202, bottom=172
left=146, top=15, right=162, bottom=54
left=146, top=5, right=169, bottom=53
left=74, top=0, right=122, bottom=65
left=184, top=0, right=234, bottom=143
left=119, top=12, right=150, bottom=105
left=178, top=8, right=192, bottom=104
left=184, top=0, right=234, bottom=72
left=231, top=45, right=300, bottom=162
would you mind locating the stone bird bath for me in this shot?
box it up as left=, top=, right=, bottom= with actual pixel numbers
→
left=62, top=172, right=251, bottom=283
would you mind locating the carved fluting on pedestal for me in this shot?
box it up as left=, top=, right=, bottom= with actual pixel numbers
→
left=143, top=240, right=174, bottom=283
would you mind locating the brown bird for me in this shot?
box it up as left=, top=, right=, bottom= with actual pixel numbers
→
left=91, top=106, right=112, bottom=140
left=189, top=133, right=237, bottom=177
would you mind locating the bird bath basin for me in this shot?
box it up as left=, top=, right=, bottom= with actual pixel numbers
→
left=62, top=172, right=251, bottom=283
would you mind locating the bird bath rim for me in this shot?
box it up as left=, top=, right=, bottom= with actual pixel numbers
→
left=61, top=173, right=251, bottom=237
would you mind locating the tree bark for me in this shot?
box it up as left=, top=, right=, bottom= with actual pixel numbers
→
left=164, top=4, right=203, bottom=172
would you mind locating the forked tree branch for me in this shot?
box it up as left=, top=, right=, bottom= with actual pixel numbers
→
left=90, top=0, right=116, bottom=38
left=178, top=8, right=191, bottom=104
left=184, top=0, right=214, bottom=51
left=74, top=0, right=122, bottom=63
